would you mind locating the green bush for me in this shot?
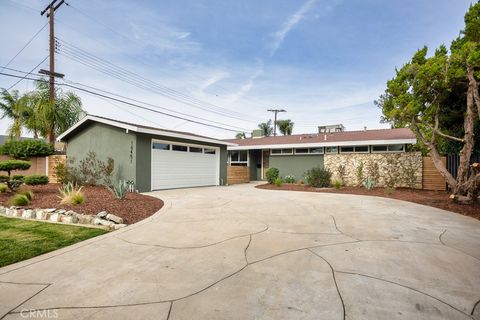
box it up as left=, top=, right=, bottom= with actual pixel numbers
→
left=0, top=139, right=54, bottom=160
left=9, top=194, right=30, bottom=206
left=283, top=175, right=296, bottom=184
left=0, top=175, right=9, bottom=183
left=0, top=184, right=7, bottom=193
left=265, top=168, right=279, bottom=184
left=274, top=177, right=283, bottom=187
left=19, top=189, right=34, bottom=201
left=23, top=175, right=49, bottom=185
left=0, top=160, right=31, bottom=176
left=12, top=175, right=25, bottom=181
left=304, top=167, right=332, bottom=188
left=332, top=179, right=342, bottom=189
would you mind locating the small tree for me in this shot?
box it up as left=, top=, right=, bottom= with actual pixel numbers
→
left=0, top=160, right=31, bottom=192
left=276, top=119, right=294, bottom=135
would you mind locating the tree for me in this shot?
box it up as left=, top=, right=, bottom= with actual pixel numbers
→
left=258, top=120, right=273, bottom=137
left=0, top=89, right=25, bottom=139
left=235, top=132, right=246, bottom=139
left=0, top=159, right=31, bottom=192
left=376, top=2, right=480, bottom=204
left=276, top=119, right=294, bottom=135
left=33, top=80, right=85, bottom=143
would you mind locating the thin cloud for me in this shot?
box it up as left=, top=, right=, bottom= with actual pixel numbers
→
left=270, top=0, right=317, bottom=57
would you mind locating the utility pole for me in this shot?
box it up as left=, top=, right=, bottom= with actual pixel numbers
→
left=267, top=108, right=286, bottom=136
left=41, top=0, right=65, bottom=144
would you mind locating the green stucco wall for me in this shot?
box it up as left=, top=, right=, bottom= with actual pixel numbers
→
left=269, top=155, right=324, bottom=180
left=65, top=123, right=136, bottom=184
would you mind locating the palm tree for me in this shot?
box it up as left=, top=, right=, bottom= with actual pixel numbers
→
left=34, top=80, right=85, bottom=143
left=258, top=120, right=273, bottom=136
left=235, top=132, right=246, bottom=139
left=19, top=93, right=43, bottom=138
left=276, top=119, right=294, bottom=135
left=0, top=89, right=25, bottom=139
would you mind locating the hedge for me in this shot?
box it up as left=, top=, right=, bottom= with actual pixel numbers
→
left=23, top=174, right=49, bottom=185
left=0, top=139, right=54, bottom=160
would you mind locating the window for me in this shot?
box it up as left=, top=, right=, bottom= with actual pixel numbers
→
left=325, top=146, right=338, bottom=154
left=172, top=145, right=188, bottom=152
left=271, top=148, right=293, bottom=155
left=309, top=147, right=324, bottom=154
left=204, top=148, right=216, bottom=154
left=229, top=150, right=248, bottom=165
left=294, top=148, right=309, bottom=154
left=189, top=147, right=203, bottom=153
left=152, top=143, right=170, bottom=150
left=340, top=146, right=354, bottom=153
left=355, top=146, right=369, bottom=153
left=371, top=144, right=405, bottom=153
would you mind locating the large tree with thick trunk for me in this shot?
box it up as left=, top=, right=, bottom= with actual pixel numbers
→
left=376, top=2, right=480, bottom=204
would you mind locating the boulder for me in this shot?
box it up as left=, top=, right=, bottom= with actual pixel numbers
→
left=96, top=211, right=108, bottom=218
left=45, top=208, right=56, bottom=213
left=49, top=213, right=61, bottom=222
left=106, top=213, right=124, bottom=224
left=61, top=215, right=78, bottom=224
left=22, top=209, right=35, bottom=219
left=15, top=209, right=23, bottom=217
left=113, top=224, right=127, bottom=230
left=35, top=210, right=47, bottom=220
left=77, top=214, right=94, bottom=225
left=93, top=218, right=115, bottom=228
left=5, top=208, right=15, bottom=216
left=55, top=209, right=66, bottom=215
left=0, top=206, right=6, bottom=215
left=65, top=210, right=75, bottom=216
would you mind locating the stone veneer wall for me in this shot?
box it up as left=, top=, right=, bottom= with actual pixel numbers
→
left=324, top=152, right=423, bottom=189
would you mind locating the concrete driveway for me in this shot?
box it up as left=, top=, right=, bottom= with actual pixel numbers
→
left=0, top=183, right=479, bottom=320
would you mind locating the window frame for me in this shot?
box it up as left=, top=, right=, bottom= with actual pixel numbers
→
left=270, top=148, right=293, bottom=155
left=228, top=150, right=249, bottom=165
left=371, top=144, right=405, bottom=153
left=293, top=147, right=324, bottom=155
left=325, top=146, right=338, bottom=154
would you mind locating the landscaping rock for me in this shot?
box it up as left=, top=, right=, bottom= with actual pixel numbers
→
left=65, top=210, right=75, bottom=216
left=61, top=215, right=78, bottom=224
left=35, top=210, right=47, bottom=220
left=106, top=213, right=124, bottom=224
left=96, top=211, right=108, bottom=218
left=55, top=209, right=66, bottom=215
left=77, top=214, right=94, bottom=225
left=5, top=208, right=15, bottom=216
left=49, top=213, right=62, bottom=222
left=0, top=206, right=6, bottom=214
left=94, top=218, right=115, bottom=228
left=15, top=209, right=23, bottom=217
left=45, top=208, right=56, bottom=213
left=113, top=224, right=127, bottom=230
left=22, top=209, right=35, bottom=219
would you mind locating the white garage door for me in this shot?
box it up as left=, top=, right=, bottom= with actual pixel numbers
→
left=151, top=140, right=219, bottom=190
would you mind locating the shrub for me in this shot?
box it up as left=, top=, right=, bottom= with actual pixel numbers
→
left=356, top=161, right=364, bottom=186
left=274, top=177, right=283, bottom=187
left=0, top=184, right=7, bottom=193
left=58, top=182, right=85, bottom=205
left=23, top=175, right=49, bottom=185
left=53, top=162, right=70, bottom=185
left=9, top=194, right=30, bottom=206
left=332, top=179, right=342, bottom=189
left=304, top=167, right=332, bottom=188
left=0, top=175, right=9, bottom=183
left=12, top=175, right=25, bottom=181
left=265, top=168, right=279, bottom=184
left=0, top=139, right=54, bottom=160
left=363, top=177, right=375, bottom=190
left=78, top=152, right=114, bottom=186
left=366, top=160, right=380, bottom=183
left=0, top=160, right=31, bottom=176
left=19, top=189, right=34, bottom=201
left=336, top=165, right=346, bottom=184
left=283, top=175, right=296, bottom=184
left=108, top=180, right=128, bottom=200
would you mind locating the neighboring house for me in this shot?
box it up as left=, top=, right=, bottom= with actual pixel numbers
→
left=225, top=125, right=422, bottom=187
left=57, top=115, right=234, bottom=192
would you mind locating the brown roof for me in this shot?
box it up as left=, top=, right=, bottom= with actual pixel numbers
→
left=226, top=128, right=416, bottom=147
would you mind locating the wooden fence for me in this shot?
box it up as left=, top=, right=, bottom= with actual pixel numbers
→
left=227, top=165, right=250, bottom=185
left=422, top=157, right=446, bottom=191
left=0, top=155, right=66, bottom=183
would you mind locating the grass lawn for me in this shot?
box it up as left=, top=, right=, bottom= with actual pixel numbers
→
left=0, top=216, right=107, bottom=267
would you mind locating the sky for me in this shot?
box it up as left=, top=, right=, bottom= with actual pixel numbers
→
left=0, top=0, right=474, bottom=139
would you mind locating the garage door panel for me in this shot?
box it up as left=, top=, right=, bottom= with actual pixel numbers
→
left=151, top=145, right=218, bottom=190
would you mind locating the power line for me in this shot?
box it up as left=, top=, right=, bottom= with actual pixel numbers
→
left=55, top=37, right=259, bottom=122
left=0, top=71, right=248, bottom=133
left=7, top=56, right=49, bottom=90
left=0, top=22, right=48, bottom=73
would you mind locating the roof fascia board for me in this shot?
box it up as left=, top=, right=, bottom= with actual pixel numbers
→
left=227, top=138, right=417, bottom=150
left=137, top=128, right=236, bottom=146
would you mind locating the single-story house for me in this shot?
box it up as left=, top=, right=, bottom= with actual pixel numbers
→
left=225, top=125, right=422, bottom=188
left=57, top=115, right=234, bottom=192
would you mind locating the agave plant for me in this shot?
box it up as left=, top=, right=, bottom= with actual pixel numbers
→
left=108, top=180, right=128, bottom=200
left=363, top=177, right=376, bottom=190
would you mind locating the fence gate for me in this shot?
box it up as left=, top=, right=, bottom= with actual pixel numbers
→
left=422, top=157, right=446, bottom=191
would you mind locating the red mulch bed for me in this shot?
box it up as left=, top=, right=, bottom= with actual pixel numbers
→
left=0, top=184, right=163, bottom=224
left=256, top=183, right=480, bottom=221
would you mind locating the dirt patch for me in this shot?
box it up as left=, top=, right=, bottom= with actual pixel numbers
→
left=0, top=184, right=163, bottom=224
left=256, top=183, right=480, bottom=221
